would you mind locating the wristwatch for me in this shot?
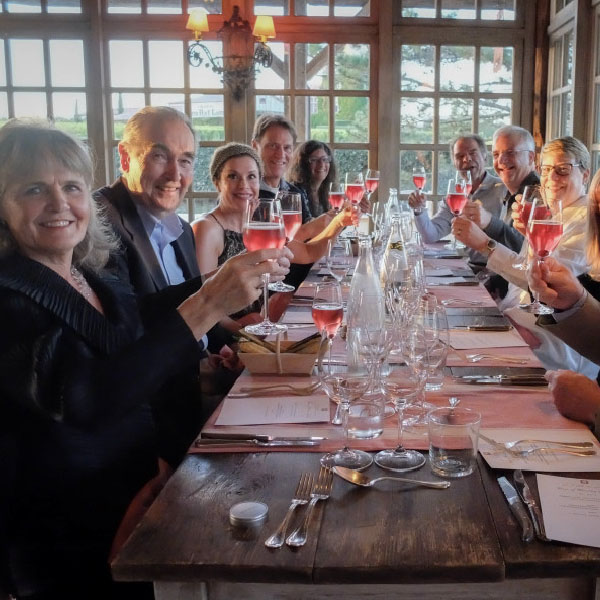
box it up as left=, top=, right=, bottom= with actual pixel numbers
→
left=413, top=208, right=423, bottom=216
left=484, top=238, right=497, bottom=257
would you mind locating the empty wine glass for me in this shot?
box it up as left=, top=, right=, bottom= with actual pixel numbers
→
left=328, top=182, right=346, bottom=213
left=318, top=337, right=373, bottom=470
left=520, top=193, right=563, bottom=315
left=242, top=198, right=287, bottom=335
left=412, top=165, right=426, bottom=191
left=269, top=192, right=302, bottom=293
left=512, top=184, right=540, bottom=270
left=326, top=237, right=353, bottom=283
left=374, top=361, right=427, bottom=472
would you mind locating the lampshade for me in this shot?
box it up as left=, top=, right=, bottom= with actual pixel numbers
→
left=186, top=9, right=210, bottom=34
left=253, top=16, right=275, bottom=42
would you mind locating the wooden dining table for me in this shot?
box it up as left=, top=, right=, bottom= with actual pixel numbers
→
left=111, top=245, right=600, bottom=600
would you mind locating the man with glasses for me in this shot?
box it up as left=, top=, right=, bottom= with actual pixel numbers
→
left=408, top=134, right=505, bottom=272
left=453, top=125, right=539, bottom=298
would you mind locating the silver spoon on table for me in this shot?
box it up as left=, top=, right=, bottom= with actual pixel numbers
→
left=333, top=466, right=450, bottom=489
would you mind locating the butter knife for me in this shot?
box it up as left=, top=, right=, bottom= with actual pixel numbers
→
left=513, top=470, right=550, bottom=541
left=194, top=438, right=322, bottom=447
left=458, top=376, right=547, bottom=386
left=201, top=433, right=324, bottom=442
left=497, top=476, right=534, bottom=542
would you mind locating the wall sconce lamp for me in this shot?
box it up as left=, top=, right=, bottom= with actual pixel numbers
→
left=186, top=6, right=276, bottom=101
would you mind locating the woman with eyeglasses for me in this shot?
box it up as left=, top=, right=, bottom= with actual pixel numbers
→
left=287, top=141, right=337, bottom=218
left=453, top=136, right=596, bottom=376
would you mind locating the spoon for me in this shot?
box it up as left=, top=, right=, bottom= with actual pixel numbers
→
left=333, top=466, right=450, bottom=489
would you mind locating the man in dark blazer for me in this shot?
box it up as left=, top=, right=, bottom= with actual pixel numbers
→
left=94, top=106, right=233, bottom=467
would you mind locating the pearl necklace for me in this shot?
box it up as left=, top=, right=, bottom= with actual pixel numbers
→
left=70, top=266, right=93, bottom=301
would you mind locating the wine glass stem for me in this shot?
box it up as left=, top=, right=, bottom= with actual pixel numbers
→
left=342, top=401, right=350, bottom=452
left=262, top=274, right=270, bottom=322
left=396, top=405, right=405, bottom=452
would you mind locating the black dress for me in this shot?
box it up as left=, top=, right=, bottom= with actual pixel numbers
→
left=0, top=253, right=203, bottom=599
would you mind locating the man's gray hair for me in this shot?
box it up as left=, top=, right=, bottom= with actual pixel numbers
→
left=450, top=134, right=487, bottom=156
left=252, top=113, right=297, bottom=144
left=492, top=125, right=535, bottom=151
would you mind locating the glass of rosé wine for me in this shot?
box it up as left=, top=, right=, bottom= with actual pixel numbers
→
left=242, top=198, right=287, bottom=335
left=312, top=281, right=344, bottom=341
left=520, top=193, right=563, bottom=315
left=446, top=178, right=468, bottom=249
left=328, top=182, right=346, bottom=213
left=511, top=184, right=540, bottom=270
left=455, top=170, right=473, bottom=196
left=412, top=165, right=426, bottom=191
left=268, top=192, right=302, bottom=293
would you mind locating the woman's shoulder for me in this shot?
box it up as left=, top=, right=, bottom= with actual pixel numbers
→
left=192, top=214, right=224, bottom=244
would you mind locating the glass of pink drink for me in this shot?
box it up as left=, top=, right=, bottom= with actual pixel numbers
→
left=520, top=194, right=563, bottom=315
left=269, top=192, right=302, bottom=293
left=455, top=170, right=472, bottom=196
left=512, top=184, right=540, bottom=270
left=328, top=182, right=346, bottom=213
left=242, top=198, right=288, bottom=335
left=412, top=165, right=426, bottom=191
left=446, top=178, right=468, bottom=250
left=364, top=169, right=380, bottom=212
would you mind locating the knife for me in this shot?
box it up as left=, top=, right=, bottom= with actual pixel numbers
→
left=497, top=476, right=534, bottom=542
left=452, top=325, right=513, bottom=331
left=194, top=438, right=321, bottom=447
left=201, top=433, right=325, bottom=442
left=513, top=470, right=550, bottom=541
left=445, top=281, right=480, bottom=286
left=458, top=376, right=547, bottom=386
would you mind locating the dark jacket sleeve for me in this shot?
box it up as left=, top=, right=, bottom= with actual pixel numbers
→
left=0, top=291, right=203, bottom=431
left=484, top=215, right=524, bottom=253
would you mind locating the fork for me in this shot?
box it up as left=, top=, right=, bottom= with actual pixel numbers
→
left=479, top=432, right=594, bottom=451
left=466, top=353, right=529, bottom=365
left=265, top=473, right=313, bottom=548
left=501, top=447, right=597, bottom=458
left=286, top=466, right=333, bottom=547
left=230, top=381, right=321, bottom=397
left=441, top=298, right=483, bottom=306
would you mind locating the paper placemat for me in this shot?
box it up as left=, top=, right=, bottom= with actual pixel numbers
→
left=450, top=329, right=529, bottom=350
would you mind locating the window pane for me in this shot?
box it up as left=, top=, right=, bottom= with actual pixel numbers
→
left=440, top=46, right=474, bottom=92
left=149, top=41, right=184, bottom=88
left=191, top=93, right=225, bottom=141
left=401, top=0, right=435, bottom=18
left=551, top=39, right=562, bottom=91
left=50, top=40, right=85, bottom=87
left=193, top=146, right=220, bottom=192
left=108, top=0, right=141, bottom=13
left=256, top=94, right=288, bottom=116
left=193, top=197, right=218, bottom=217
left=52, top=92, right=87, bottom=138
left=401, top=45, right=434, bottom=92
left=13, top=92, right=47, bottom=117
left=334, top=0, right=370, bottom=17
left=592, top=151, right=600, bottom=175
left=11, top=40, right=45, bottom=86
left=441, top=0, right=475, bottom=19
left=111, top=92, right=145, bottom=139
left=148, top=0, right=181, bottom=13
left=7, top=1, right=40, bottom=12
left=48, top=0, right=81, bottom=13
left=255, top=43, right=289, bottom=89
left=439, top=98, right=472, bottom=144
left=189, top=1, right=222, bottom=12
left=295, top=96, right=329, bottom=142
left=481, top=0, right=515, bottom=20
left=0, top=42, right=5, bottom=86
left=335, top=44, right=369, bottom=91
left=479, top=97, right=511, bottom=142
left=561, top=92, right=572, bottom=136
left=480, top=47, right=513, bottom=93
left=295, top=43, right=329, bottom=90
left=0, top=93, right=8, bottom=123
left=594, top=85, right=600, bottom=144
left=563, top=31, right=573, bottom=87
left=109, top=41, right=144, bottom=88
left=188, top=41, right=224, bottom=88
left=437, top=150, right=453, bottom=195
left=334, top=96, right=368, bottom=142
left=550, top=96, right=560, bottom=139
left=399, top=150, right=432, bottom=195
left=150, top=93, right=185, bottom=112
left=334, top=149, right=368, bottom=175
left=400, top=97, right=433, bottom=144
left=295, top=0, right=328, bottom=16
left=254, top=0, right=288, bottom=15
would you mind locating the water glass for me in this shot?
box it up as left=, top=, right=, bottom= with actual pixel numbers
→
left=428, top=407, right=481, bottom=478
